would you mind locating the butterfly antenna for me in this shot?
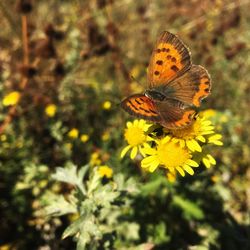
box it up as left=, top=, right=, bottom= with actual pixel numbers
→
left=130, top=75, right=143, bottom=86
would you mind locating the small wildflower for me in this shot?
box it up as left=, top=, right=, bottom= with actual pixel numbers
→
left=90, top=152, right=101, bottom=166
left=169, top=116, right=215, bottom=152
left=0, top=134, right=7, bottom=142
left=45, top=104, right=57, bottom=117
left=68, top=128, right=79, bottom=139
left=65, top=143, right=72, bottom=150
left=102, top=101, right=112, bottom=110
left=211, top=175, right=219, bottom=183
left=141, top=137, right=199, bottom=176
left=200, top=109, right=216, bottom=119
left=3, top=91, right=21, bottom=106
left=121, top=119, right=152, bottom=159
left=98, top=165, right=113, bottom=178
left=80, top=134, right=89, bottom=143
left=102, top=131, right=110, bottom=141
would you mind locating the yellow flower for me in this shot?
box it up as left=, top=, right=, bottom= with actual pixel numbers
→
left=102, top=101, right=112, bottom=110
left=211, top=175, right=219, bottom=183
left=121, top=119, right=152, bottom=159
left=169, top=116, right=215, bottom=152
left=200, top=109, right=216, bottom=119
left=90, top=152, right=101, bottom=166
left=80, top=134, right=89, bottom=143
left=102, top=131, right=110, bottom=141
left=0, top=134, right=7, bottom=142
left=3, top=91, right=20, bottom=106
left=45, top=104, right=57, bottom=117
left=141, top=137, right=199, bottom=177
left=65, top=143, right=72, bottom=150
left=0, top=244, right=12, bottom=250
left=98, top=165, right=113, bottom=178
left=68, top=128, right=79, bottom=139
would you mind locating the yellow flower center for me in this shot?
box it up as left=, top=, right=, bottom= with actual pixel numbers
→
left=157, top=141, right=190, bottom=169
left=170, top=119, right=202, bottom=140
left=124, top=127, right=146, bottom=146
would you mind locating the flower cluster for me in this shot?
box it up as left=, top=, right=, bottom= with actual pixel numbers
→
left=121, top=111, right=223, bottom=182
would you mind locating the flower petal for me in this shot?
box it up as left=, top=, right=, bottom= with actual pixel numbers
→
left=202, top=158, right=211, bottom=168
left=142, top=147, right=156, bottom=155
left=209, top=134, right=222, bottom=140
left=134, top=119, right=139, bottom=126
left=183, top=165, right=194, bottom=175
left=207, top=154, right=216, bottom=165
left=186, top=139, right=202, bottom=152
left=176, top=166, right=185, bottom=177
left=186, top=159, right=199, bottom=167
left=166, top=172, right=176, bottom=182
left=179, top=139, right=185, bottom=148
left=126, top=121, right=132, bottom=128
left=148, top=160, right=160, bottom=172
left=130, top=146, right=138, bottom=159
left=120, top=145, right=131, bottom=158
left=138, top=146, right=146, bottom=157
left=141, top=155, right=157, bottom=166
left=196, top=135, right=205, bottom=142
left=162, top=136, right=171, bottom=144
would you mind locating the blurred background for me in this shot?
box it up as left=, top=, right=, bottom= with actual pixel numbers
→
left=0, top=0, right=249, bottom=249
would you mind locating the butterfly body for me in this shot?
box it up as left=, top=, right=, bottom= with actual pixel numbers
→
left=144, top=88, right=167, bottom=101
left=121, top=31, right=211, bottom=129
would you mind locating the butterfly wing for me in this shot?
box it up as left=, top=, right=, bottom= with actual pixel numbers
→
left=121, top=94, right=161, bottom=122
left=121, top=94, right=196, bottom=129
left=147, top=31, right=191, bottom=87
left=155, top=99, right=197, bottom=129
left=165, top=65, right=211, bottom=107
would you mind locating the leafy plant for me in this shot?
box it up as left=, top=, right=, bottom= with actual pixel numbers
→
left=44, top=163, right=138, bottom=250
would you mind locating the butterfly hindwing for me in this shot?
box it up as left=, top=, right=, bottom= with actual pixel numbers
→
left=155, top=99, right=197, bottom=129
left=121, top=94, right=161, bottom=122
left=147, top=31, right=191, bottom=87
left=163, top=65, right=211, bottom=107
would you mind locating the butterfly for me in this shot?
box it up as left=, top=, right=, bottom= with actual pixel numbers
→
left=121, top=31, right=211, bottom=129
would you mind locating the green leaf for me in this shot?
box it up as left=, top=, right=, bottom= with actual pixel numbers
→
left=62, top=215, right=85, bottom=239
left=173, top=195, right=204, bottom=220
left=87, top=169, right=101, bottom=195
left=93, top=185, right=119, bottom=207
left=45, top=192, right=77, bottom=216
left=140, top=175, right=169, bottom=196
left=52, top=163, right=88, bottom=195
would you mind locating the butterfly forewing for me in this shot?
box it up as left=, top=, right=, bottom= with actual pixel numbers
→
left=147, top=31, right=191, bottom=87
left=121, top=94, right=161, bottom=122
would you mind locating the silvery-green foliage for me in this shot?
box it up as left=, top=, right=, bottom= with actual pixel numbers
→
left=45, top=163, right=139, bottom=250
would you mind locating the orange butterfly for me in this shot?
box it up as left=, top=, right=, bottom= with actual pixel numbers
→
left=121, top=31, right=211, bottom=129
